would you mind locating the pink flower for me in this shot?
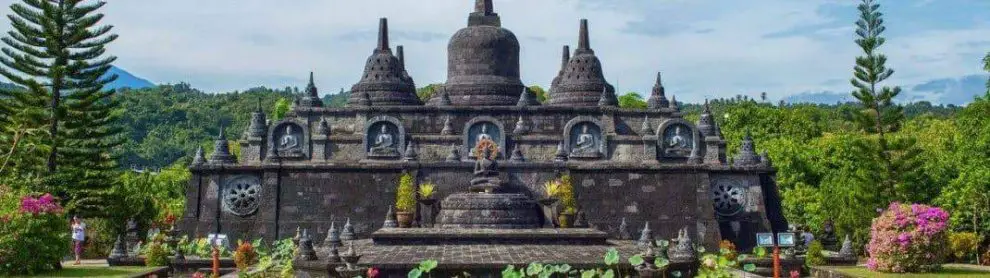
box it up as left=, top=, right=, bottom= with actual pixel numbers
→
left=790, top=270, right=801, bottom=278
left=367, top=267, right=380, bottom=278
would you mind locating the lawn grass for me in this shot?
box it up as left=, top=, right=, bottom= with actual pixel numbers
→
left=11, top=266, right=159, bottom=277
left=831, top=265, right=990, bottom=278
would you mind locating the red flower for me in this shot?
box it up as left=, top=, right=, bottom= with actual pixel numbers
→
left=367, top=267, right=380, bottom=278
left=790, top=270, right=800, bottom=278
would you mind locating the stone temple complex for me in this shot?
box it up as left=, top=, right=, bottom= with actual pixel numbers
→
left=181, top=0, right=787, bottom=274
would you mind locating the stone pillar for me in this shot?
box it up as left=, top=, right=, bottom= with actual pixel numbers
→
left=261, top=166, right=282, bottom=241
left=241, top=137, right=264, bottom=164
left=312, top=134, right=330, bottom=161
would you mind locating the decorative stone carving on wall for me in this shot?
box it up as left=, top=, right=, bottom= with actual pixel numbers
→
left=462, top=116, right=506, bottom=159
left=268, top=120, right=309, bottom=159
left=364, top=116, right=406, bottom=159
left=564, top=116, right=606, bottom=160
left=657, top=119, right=698, bottom=159
left=223, top=175, right=261, bottom=216
left=710, top=176, right=748, bottom=217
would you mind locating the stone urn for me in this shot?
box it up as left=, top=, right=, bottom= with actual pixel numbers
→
left=396, top=211, right=414, bottom=228
left=558, top=211, right=575, bottom=228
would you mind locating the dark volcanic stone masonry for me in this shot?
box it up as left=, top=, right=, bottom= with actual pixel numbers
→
left=180, top=0, right=788, bottom=255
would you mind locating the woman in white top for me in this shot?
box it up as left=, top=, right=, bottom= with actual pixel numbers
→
left=71, top=216, right=86, bottom=265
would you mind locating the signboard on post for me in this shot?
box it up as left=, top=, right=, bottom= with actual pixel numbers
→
left=207, top=233, right=229, bottom=249
left=776, top=232, right=796, bottom=247
left=756, top=232, right=775, bottom=247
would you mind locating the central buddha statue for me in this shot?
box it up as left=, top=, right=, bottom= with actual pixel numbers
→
left=470, top=147, right=501, bottom=193
left=278, top=125, right=302, bottom=156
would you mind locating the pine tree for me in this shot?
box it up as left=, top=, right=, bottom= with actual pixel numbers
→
left=849, top=0, right=924, bottom=205
left=0, top=0, right=123, bottom=215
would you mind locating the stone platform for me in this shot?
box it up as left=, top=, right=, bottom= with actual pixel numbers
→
left=371, top=228, right=608, bottom=245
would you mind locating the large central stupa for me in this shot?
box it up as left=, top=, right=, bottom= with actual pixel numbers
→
left=181, top=0, right=788, bottom=274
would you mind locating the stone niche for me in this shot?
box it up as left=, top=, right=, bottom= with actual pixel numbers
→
left=462, top=116, right=506, bottom=159
left=657, top=119, right=698, bottom=159
left=564, top=116, right=607, bottom=160
left=364, top=116, right=406, bottom=160
left=269, top=120, right=308, bottom=159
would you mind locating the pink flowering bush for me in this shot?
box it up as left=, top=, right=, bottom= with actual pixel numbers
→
left=865, top=202, right=950, bottom=273
left=0, top=193, right=69, bottom=275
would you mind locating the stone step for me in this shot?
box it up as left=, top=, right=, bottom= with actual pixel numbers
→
left=370, top=228, right=609, bottom=245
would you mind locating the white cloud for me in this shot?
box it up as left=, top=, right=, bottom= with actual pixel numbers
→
left=0, top=0, right=986, bottom=104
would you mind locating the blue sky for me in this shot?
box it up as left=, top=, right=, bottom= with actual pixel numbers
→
left=2, top=0, right=987, bottom=104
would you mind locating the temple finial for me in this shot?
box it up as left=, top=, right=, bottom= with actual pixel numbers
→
left=397, top=45, right=405, bottom=69
left=475, top=0, right=494, bottom=15
left=377, top=18, right=390, bottom=51
left=656, top=72, right=663, bottom=87
left=560, top=45, right=570, bottom=72
left=578, top=19, right=590, bottom=50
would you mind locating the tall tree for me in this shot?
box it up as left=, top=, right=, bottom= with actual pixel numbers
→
left=618, top=92, right=647, bottom=109
left=983, top=52, right=989, bottom=90
left=848, top=0, right=923, bottom=205
left=0, top=0, right=122, bottom=214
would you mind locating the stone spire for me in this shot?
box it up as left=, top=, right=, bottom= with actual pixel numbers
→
left=513, top=115, right=531, bottom=135
left=598, top=86, right=617, bottom=107
left=109, top=234, right=127, bottom=259
left=191, top=146, right=206, bottom=166
left=647, top=72, right=669, bottom=109
left=383, top=206, right=398, bottom=228
left=554, top=142, right=568, bottom=162
left=637, top=222, right=654, bottom=247
left=299, top=72, right=323, bottom=107
left=297, top=229, right=318, bottom=260
left=670, top=95, right=679, bottom=112
left=510, top=144, right=525, bottom=161
left=445, top=144, right=462, bottom=161
left=760, top=150, right=772, bottom=167
left=247, top=98, right=267, bottom=138
left=839, top=235, right=855, bottom=258
left=549, top=19, right=616, bottom=107
left=440, top=115, right=455, bottom=135
left=316, top=117, right=331, bottom=136
left=347, top=18, right=420, bottom=106
left=517, top=87, right=539, bottom=106
left=640, top=116, right=654, bottom=135
left=697, top=100, right=715, bottom=137
left=734, top=130, right=760, bottom=166
left=340, top=218, right=355, bottom=240
left=443, top=0, right=523, bottom=106
left=549, top=45, right=570, bottom=96
left=618, top=218, right=632, bottom=240
left=437, top=89, right=453, bottom=106
left=324, top=221, right=342, bottom=247
left=403, top=142, right=418, bottom=161
left=704, top=119, right=727, bottom=165
left=209, top=124, right=236, bottom=164
left=397, top=45, right=413, bottom=83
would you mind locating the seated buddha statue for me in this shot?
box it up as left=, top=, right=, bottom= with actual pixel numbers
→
left=570, top=124, right=601, bottom=158
left=369, top=125, right=399, bottom=157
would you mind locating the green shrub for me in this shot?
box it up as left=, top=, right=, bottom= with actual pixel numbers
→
left=948, top=232, right=979, bottom=262
left=0, top=193, right=70, bottom=275
left=396, top=172, right=416, bottom=212
left=806, top=240, right=826, bottom=266
left=81, top=218, right=116, bottom=259
left=144, top=241, right=169, bottom=266
left=558, top=175, right=577, bottom=213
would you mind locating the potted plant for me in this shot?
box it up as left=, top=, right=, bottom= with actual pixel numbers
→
left=556, top=175, right=578, bottom=228
left=395, top=172, right=417, bottom=228
left=418, top=182, right=437, bottom=205
left=559, top=207, right=577, bottom=228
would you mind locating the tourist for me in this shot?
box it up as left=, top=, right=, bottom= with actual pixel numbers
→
left=71, top=216, right=86, bottom=265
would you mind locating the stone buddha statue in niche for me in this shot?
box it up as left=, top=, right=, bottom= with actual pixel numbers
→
left=278, top=125, right=302, bottom=155
left=664, top=125, right=692, bottom=157
left=369, top=125, right=399, bottom=157
left=469, top=124, right=494, bottom=157
left=570, top=124, right=601, bottom=158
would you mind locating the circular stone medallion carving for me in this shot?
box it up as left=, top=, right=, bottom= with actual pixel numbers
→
left=712, top=179, right=745, bottom=216
left=223, top=176, right=261, bottom=216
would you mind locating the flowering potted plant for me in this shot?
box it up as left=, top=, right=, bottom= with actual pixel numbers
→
left=395, top=172, right=417, bottom=228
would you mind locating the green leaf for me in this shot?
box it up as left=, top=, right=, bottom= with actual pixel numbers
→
left=419, top=259, right=438, bottom=273
left=671, top=270, right=682, bottom=277
left=654, top=258, right=670, bottom=268
left=581, top=270, right=597, bottom=278
left=628, top=254, right=644, bottom=265
left=604, top=248, right=620, bottom=265
left=501, top=265, right=516, bottom=277
left=526, top=262, right=543, bottom=275
left=602, top=269, right=615, bottom=278
left=556, top=264, right=572, bottom=273
left=743, top=263, right=757, bottom=272
left=407, top=268, right=423, bottom=278
left=696, top=246, right=706, bottom=254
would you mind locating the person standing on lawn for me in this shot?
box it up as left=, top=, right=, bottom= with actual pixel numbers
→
left=71, top=216, right=86, bottom=265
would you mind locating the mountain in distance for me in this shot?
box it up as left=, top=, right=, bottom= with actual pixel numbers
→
left=106, top=66, right=154, bottom=89
left=783, top=91, right=851, bottom=104
left=0, top=65, right=154, bottom=90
